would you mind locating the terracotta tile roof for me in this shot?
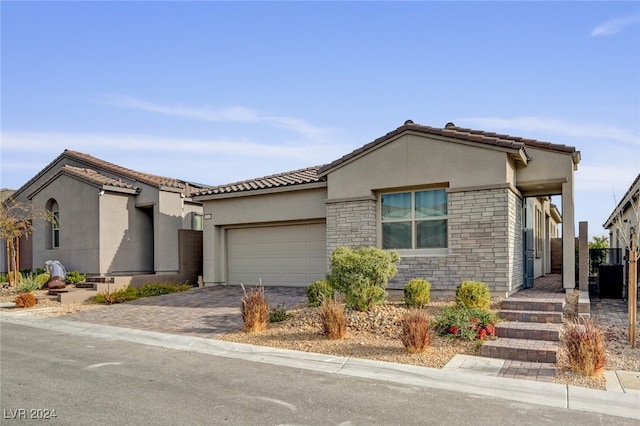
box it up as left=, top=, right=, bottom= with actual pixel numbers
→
left=63, top=150, right=207, bottom=194
left=318, top=121, right=578, bottom=175
left=195, top=165, right=325, bottom=196
left=13, top=149, right=208, bottom=198
left=61, top=165, right=140, bottom=191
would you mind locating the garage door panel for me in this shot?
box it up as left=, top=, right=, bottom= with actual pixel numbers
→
left=227, top=224, right=326, bottom=287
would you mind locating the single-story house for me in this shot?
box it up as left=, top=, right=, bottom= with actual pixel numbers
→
left=603, top=173, right=640, bottom=288
left=195, top=121, right=580, bottom=295
left=2, top=150, right=206, bottom=283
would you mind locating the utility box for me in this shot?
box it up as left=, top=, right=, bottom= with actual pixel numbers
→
left=598, top=265, right=624, bottom=299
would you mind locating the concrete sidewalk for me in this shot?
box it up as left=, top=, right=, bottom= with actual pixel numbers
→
left=1, top=311, right=638, bottom=421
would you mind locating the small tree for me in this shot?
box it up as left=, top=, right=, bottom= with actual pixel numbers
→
left=0, top=198, right=54, bottom=285
left=327, top=246, right=400, bottom=311
left=588, top=236, right=609, bottom=275
left=588, top=235, right=609, bottom=249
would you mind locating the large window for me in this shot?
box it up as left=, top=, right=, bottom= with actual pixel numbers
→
left=381, top=189, right=447, bottom=250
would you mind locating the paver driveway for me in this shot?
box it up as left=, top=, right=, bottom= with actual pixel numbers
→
left=63, top=286, right=308, bottom=338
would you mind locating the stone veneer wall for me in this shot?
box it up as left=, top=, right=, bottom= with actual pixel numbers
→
left=507, top=189, right=524, bottom=293
left=389, top=188, right=521, bottom=294
left=325, top=189, right=523, bottom=296
left=325, top=199, right=377, bottom=262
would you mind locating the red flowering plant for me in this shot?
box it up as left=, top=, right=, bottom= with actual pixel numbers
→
left=433, top=306, right=498, bottom=341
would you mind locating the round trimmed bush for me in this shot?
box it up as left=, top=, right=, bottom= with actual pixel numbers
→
left=306, top=280, right=334, bottom=307
left=346, top=284, right=387, bottom=312
left=404, top=278, right=431, bottom=308
left=455, top=281, right=491, bottom=310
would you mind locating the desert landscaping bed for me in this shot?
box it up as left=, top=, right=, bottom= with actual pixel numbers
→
left=2, top=287, right=639, bottom=391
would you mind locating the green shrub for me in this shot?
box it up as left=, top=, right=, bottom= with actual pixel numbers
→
left=93, top=282, right=189, bottom=304
left=136, top=282, right=190, bottom=298
left=18, top=274, right=43, bottom=293
left=433, top=306, right=497, bottom=341
left=65, top=271, right=86, bottom=285
left=404, top=278, right=431, bottom=308
left=328, top=246, right=400, bottom=311
left=7, top=271, right=22, bottom=285
left=35, top=273, right=50, bottom=288
left=20, top=268, right=32, bottom=276
left=400, top=310, right=432, bottom=354
left=268, top=303, right=293, bottom=323
left=96, top=287, right=139, bottom=304
left=345, top=282, right=387, bottom=312
left=562, top=317, right=606, bottom=376
left=0, top=273, right=6, bottom=283
left=306, top=280, right=334, bottom=307
left=34, top=268, right=46, bottom=275
left=455, top=281, right=491, bottom=310
left=93, top=292, right=113, bottom=304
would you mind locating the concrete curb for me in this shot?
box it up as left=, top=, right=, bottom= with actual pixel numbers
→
left=2, top=312, right=639, bottom=420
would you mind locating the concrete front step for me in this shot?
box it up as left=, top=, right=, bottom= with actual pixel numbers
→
left=501, top=298, right=564, bottom=313
left=495, top=321, right=561, bottom=342
left=480, top=338, right=558, bottom=363
left=36, top=295, right=58, bottom=302
left=74, top=283, right=95, bottom=289
left=57, top=288, right=97, bottom=304
left=86, top=276, right=115, bottom=284
left=499, top=310, right=563, bottom=324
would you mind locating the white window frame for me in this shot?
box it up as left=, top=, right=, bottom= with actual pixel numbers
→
left=379, top=188, right=448, bottom=257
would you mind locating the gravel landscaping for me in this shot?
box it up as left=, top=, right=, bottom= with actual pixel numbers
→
left=2, top=286, right=638, bottom=391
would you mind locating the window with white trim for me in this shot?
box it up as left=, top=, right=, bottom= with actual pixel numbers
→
left=381, top=189, right=448, bottom=250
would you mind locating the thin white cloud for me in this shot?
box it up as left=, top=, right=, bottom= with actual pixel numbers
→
left=0, top=131, right=349, bottom=162
left=591, top=14, right=640, bottom=36
left=575, top=164, right=639, bottom=193
left=459, top=116, right=639, bottom=146
left=98, top=95, right=332, bottom=143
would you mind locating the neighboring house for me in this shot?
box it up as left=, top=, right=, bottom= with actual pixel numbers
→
left=2, top=150, right=206, bottom=283
left=195, top=121, right=581, bottom=295
left=603, top=173, right=640, bottom=286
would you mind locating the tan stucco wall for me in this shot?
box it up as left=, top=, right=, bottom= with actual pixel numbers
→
left=204, top=187, right=327, bottom=225
left=516, top=147, right=576, bottom=188
left=201, top=186, right=327, bottom=285
left=31, top=174, right=100, bottom=274
left=327, top=134, right=513, bottom=200
left=156, top=190, right=183, bottom=274
left=99, top=192, right=154, bottom=274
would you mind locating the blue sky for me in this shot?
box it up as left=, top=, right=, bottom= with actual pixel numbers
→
left=1, top=1, right=639, bottom=236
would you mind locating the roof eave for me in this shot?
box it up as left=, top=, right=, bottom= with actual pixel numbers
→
left=194, top=181, right=327, bottom=201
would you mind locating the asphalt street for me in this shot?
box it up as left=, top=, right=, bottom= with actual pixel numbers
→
left=1, top=323, right=636, bottom=426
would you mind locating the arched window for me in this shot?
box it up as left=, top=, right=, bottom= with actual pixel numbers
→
left=46, top=199, right=60, bottom=249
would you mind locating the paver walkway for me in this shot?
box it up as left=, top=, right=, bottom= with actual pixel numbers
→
left=591, top=294, right=639, bottom=327
left=64, top=285, right=307, bottom=338
left=494, top=274, right=565, bottom=382
left=493, top=275, right=639, bottom=382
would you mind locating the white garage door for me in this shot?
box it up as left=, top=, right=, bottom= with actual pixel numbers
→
left=226, top=223, right=327, bottom=287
